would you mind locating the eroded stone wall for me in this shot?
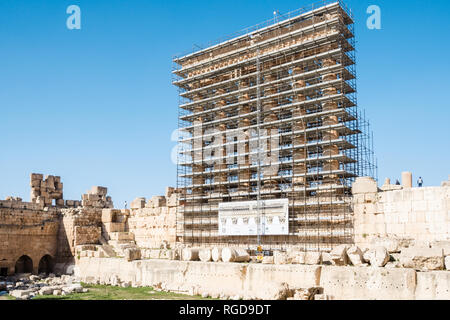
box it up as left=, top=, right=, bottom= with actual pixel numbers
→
left=0, top=174, right=113, bottom=275
left=353, top=176, right=450, bottom=249
left=0, top=200, right=59, bottom=274
left=127, top=190, right=178, bottom=249
left=74, top=257, right=450, bottom=300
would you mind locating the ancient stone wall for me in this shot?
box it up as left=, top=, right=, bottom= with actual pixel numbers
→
left=30, top=173, right=64, bottom=207
left=127, top=188, right=178, bottom=249
left=353, top=176, right=450, bottom=249
left=74, top=257, right=450, bottom=300
left=0, top=200, right=59, bottom=275
left=59, top=207, right=103, bottom=257
left=0, top=174, right=114, bottom=275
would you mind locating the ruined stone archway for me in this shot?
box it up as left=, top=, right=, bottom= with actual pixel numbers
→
left=15, top=255, right=33, bottom=274
left=38, top=254, right=54, bottom=274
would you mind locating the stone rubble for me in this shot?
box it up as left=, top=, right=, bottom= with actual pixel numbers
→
left=399, top=246, right=444, bottom=271
left=2, top=273, right=88, bottom=300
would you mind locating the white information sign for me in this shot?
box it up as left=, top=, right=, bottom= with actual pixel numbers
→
left=218, top=199, right=289, bottom=236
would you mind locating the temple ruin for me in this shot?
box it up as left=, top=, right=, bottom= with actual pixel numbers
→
left=2, top=1, right=450, bottom=300
left=173, top=1, right=376, bottom=250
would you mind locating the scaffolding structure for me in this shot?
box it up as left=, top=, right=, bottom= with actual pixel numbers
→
left=173, top=0, right=377, bottom=252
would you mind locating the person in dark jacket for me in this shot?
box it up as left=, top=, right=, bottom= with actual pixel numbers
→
left=417, top=177, right=423, bottom=187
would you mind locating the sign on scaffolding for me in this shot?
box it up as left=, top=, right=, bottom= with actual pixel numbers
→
left=218, top=199, right=289, bottom=236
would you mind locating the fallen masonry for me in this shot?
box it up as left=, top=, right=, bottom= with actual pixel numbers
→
left=1, top=273, right=87, bottom=300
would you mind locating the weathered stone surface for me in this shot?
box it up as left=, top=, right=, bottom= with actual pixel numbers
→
left=76, top=258, right=320, bottom=300
left=124, top=248, right=141, bottom=262
left=38, top=287, right=54, bottom=295
left=320, top=266, right=416, bottom=300
left=304, top=252, right=322, bottom=265
left=430, top=241, right=450, bottom=256
left=445, top=256, right=450, bottom=270
left=416, top=271, right=450, bottom=299
left=273, top=251, right=288, bottom=265
left=352, top=177, right=378, bottom=194
left=291, top=287, right=321, bottom=300
left=199, top=248, right=212, bottom=262
left=221, top=248, right=249, bottom=263
left=399, top=247, right=444, bottom=271
left=182, top=248, right=200, bottom=261
left=347, top=246, right=364, bottom=266
left=330, top=245, right=348, bottom=266
left=260, top=282, right=293, bottom=300
left=366, top=246, right=390, bottom=267
left=211, top=247, right=222, bottom=262
left=10, top=289, right=33, bottom=298
left=130, top=197, right=146, bottom=209
left=262, top=256, right=274, bottom=264
left=370, top=237, right=401, bottom=253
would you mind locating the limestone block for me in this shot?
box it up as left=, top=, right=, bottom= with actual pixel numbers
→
left=319, top=266, right=416, bottom=300
left=400, top=247, right=444, bottom=271
left=165, top=187, right=175, bottom=199
left=199, top=248, right=212, bottom=262
left=321, top=252, right=332, bottom=265
left=352, top=177, right=378, bottom=194
left=259, top=282, right=293, bottom=300
left=167, top=194, right=178, bottom=207
left=211, top=247, right=222, bottom=262
left=31, top=173, right=43, bottom=182
left=273, top=251, right=288, bottom=265
left=222, top=248, right=250, bottom=263
left=150, top=196, right=166, bottom=208
left=366, top=246, right=390, bottom=267
left=370, top=237, right=400, bottom=253
left=38, top=287, right=54, bottom=295
left=416, top=271, right=450, bottom=299
left=125, top=248, right=141, bottom=262
left=330, top=244, right=348, bottom=266
left=304, top=252, right=322, bottom=265
left=90, top=186, right=107, bottom=196
left=66, top=200, right=74, bottom=207
left=430, top=241, right=450, bottom=256
left=149, top=249, right=161, bottom=259
left=102, top=209, right=116, bottom=223
left=347, top=246, right=364, bottom=266
left=131, top=197, right=146, bottom=209
left=364, top=193, right=378, bottom=204
left=262, top=256, right=274, bottom=264
left=103, top=222, right=125, bottom=233
left=10, top=289, right=34, bottom=298
left=182, top=248, right=200, bottom=261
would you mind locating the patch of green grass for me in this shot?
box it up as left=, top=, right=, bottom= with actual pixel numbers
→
left=32, top=283, right=213, bottom=300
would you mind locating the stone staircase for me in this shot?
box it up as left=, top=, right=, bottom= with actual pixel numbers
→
left=106, top=232, right=137, bottom=257
left=100, top=215, right=138, bottom=258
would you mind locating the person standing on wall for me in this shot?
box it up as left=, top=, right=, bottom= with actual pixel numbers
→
left=417, top=177, right=423, bottom=187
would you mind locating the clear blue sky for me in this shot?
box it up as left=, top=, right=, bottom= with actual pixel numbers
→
left=1, top=0, right=449, bottom=207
